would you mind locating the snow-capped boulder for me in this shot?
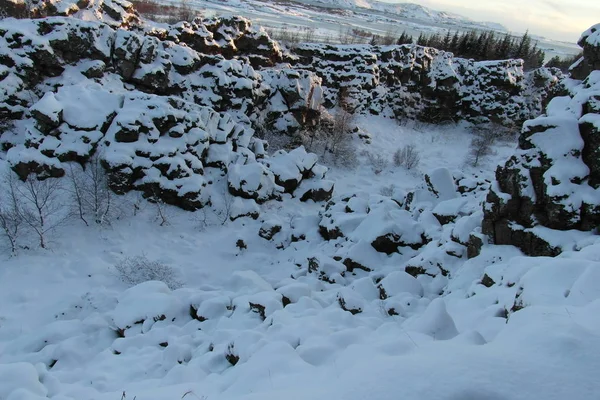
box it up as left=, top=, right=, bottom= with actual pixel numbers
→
left=377, top=271, right=424, bottom=298
left=432, top=197, right=468, bottom=225
left=405, top=298, right=458, bottom=340
left=306, top=256, right=346, bottom=283
left=227, top=162, right=282, bottom=203
left=229, top=197, right=260, bottom=221
left=258, top=219, right=283, bottom=241
left=318, top=195, right=370, bottom=240
left=263, top=147, right=331, bottom=198
left=571, top=23, right=600, bottom=79
left=337, top=288, right=364, bottom=315
left=111, top=281, right=184, bottom=332
left=351, top=205, right=427, bottom=254
left=296, top=179, right=335, bottom=203
left=425, top=167, right=459, bottom=202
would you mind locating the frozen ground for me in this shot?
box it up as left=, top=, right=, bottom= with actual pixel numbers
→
left=1, top=115, right=599, bottom=400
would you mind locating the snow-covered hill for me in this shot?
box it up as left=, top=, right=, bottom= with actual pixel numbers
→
left=285, top=0, right=507, bottom=31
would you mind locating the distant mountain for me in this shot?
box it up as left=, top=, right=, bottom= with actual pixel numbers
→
left=289, top=0, right=507, bottom=31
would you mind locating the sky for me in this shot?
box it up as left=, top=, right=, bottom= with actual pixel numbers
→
left=388, top=0, right=599, bottom=42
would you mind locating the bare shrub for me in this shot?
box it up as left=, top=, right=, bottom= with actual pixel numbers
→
left=393, top=144, right=420, bottom=170
left=303, top=27, right=316, bottom=43
left=362, top=151, right=388, bottom=174
left=379, top=184, right=396, bottom=197
left=151, top=193, right=171, bottom=227
left=467, top=123, right=507, bottom=167
left=114, top=255, right=182, bottom=289
left=271, top=26, right=301, bottom=47
left=380, top=28, right=398, bottom=45
left=215, top=194, right=233, bottom=225
left=297, top=107, right=357, bottom=168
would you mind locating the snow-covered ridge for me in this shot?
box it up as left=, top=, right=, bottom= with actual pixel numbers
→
left=289, top=43, right=562, bottom=125
left=287, top=0, right=507, bottom=31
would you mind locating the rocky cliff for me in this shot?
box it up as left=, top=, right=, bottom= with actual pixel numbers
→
left=288, top=43, right=562, bottom=126
left=0, top=16, right=328, bottom=211
left=481, top=24, right=600, bottom=256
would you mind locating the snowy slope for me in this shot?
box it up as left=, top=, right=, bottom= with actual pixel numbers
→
left=1, top=116, right=600, bottom=400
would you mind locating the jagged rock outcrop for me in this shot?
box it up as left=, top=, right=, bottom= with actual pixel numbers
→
left=0, top=16, right=329, bottom=210
left=570, top=23, right=600, bottom=80
left=0, top=16, right=321, bottom=130
left=151, top=16, right=283, bottom=68
left=0, top=0, right=141, bottom=27
left=481, top=24, right=600, bottom=256
left=288, top=43, right=562, bottom=126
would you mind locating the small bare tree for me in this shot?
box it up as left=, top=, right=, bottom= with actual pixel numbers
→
left=216, top=195, right=233, bottom=225
left=393, top=144, right=420, bottom=170
left=114, top=255, right=182, bottom=289
left=15, top=174, right=68, bottom=249
left=177, top=0, right=195, bottom=22
left=151, top=193, right=170, bottom=227
left=0, top=173, right=23, bottom=255
left=362, top=151, right=388, bottom=174
left=67, top=156, right=117, bottom=226
left=468, top=135, right=496, bottom=167
left=326, top=108, right=354, bottom=155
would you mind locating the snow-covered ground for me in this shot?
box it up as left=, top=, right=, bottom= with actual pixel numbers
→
left=1, top=115, right=599, bottom=400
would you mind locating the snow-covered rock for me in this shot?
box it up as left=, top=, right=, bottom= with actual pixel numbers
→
left=482, top=39, right=600, bottom=256
left=289, top=43, right=561, bottom=126
left=571, top=23, right=600, bottom=79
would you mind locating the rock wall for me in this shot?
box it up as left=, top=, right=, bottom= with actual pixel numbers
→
left=0, top=16, right=318, bottom=124
left=288, top=43, right=562, bottom=126
left=0, top=16, right=328, bottom=210
left=570, top=23, right=600, bottom=79
left=0, top=0, right=141, bottom=27
left=481, top=24, right=600, bottom=256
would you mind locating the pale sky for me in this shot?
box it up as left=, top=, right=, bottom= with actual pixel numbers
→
left=387, top=0, right=600, bottom=42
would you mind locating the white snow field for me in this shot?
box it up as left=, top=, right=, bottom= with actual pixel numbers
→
left=1, top=115, right=600, bottom=400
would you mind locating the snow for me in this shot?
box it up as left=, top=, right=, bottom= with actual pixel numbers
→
left=1, top=8, right=599, bottom=400
left=0, top=363, right=47, bottom=399
left=55, top=84, right=122, bottom=130
left=1, top=111, right=600, bottom=398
